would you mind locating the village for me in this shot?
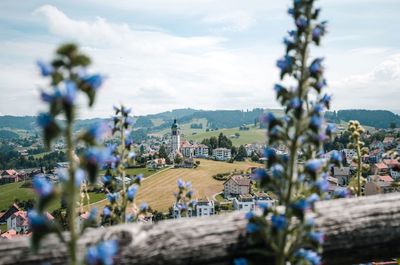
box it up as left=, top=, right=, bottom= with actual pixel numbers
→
left=1, top=117, right=400, bottom=240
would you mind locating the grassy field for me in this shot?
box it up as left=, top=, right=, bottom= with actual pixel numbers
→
left=99, top=167, right=160, bottom=178
left=0, top=181, right=105, bottom=213
left=88, top=159, right=259, bottom=212
left=186, top=125, right=266, bottom=146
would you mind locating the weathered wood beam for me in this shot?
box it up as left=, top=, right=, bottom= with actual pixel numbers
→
left=1, top=193, right=400, bottom=265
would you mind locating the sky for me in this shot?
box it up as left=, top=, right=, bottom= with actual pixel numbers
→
left=0, top=0, right=399, bottom=118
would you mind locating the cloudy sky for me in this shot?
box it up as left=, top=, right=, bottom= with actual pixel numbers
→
left=0, top=0, right=399, bottom=118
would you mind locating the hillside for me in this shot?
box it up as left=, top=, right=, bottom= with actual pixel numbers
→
left=325, top=110, right=400, bottom=129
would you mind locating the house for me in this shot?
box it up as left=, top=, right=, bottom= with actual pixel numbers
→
left=7, top=211, right=29, bottom=233
left=369, top=149, right=383, bottom=164
left=213, top=148, right=232, bottom=161
left=0, top=204, right=21, bottom=224
left=332, top=167, right=351, bottom=186
left=365, top=175, right=395, bottom=196
left=147, top=158, right=166, bottom=169
left=342, top=149, right=356, bottom=165
left=171, top=202, right=194, bottom=219
left=223, top=175, right=251, bottom=198
left=254, top=192, right=275, bottom=209
left=180, top=141, right=209, bottom=158
left=0, top=169, right=22, bottom=185
left=372, top=162, right=389, bottom=176
left=383, top=136, right=395, bottom=149
left=233, top=194, right=255, bottom=211
left=195, top=198, right=215, bottom=217
left=76, top=212, right=90, bottom=231
left=327, top=176, right=339, bottom=195
left=0, top=229, right=30, bottom=240
left=244, top=143, right=262, bottom=157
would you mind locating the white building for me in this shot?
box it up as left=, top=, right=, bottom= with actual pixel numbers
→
left=171, top=202, right=194, bottom=219
left=180, top=141, right=209, bottom=158
left=223, top=175, right=251, bottom=198
left=254, top=192, right=275, bottom=209
left=233, top=195, right=255, bottom=211
left=195, top=198, right=215, bottom=217
left=213, top=148, right=232, bottom=161
left=7, top=211, right=29, bottom=234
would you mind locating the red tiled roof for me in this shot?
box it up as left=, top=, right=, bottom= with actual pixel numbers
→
left=375, top=162, right=389, bottom=170
left=228, top=175, right=251, bottom=186
left=379, top=175, right=394, bottom=182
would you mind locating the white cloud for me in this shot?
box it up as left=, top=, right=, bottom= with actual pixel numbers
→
left=202, top=12, right=255, bottom=32
left=331, top=54, right=400, bottom=110
left=16, top=4, right=277, bottom=118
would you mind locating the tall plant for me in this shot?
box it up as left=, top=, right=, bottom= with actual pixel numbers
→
left=32, top=43, right=113, bottom=265
left=245, top=1, right=342, bottom=264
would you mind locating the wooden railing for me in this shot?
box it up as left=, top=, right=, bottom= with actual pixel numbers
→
left=1, top=193, right=400, bottom=265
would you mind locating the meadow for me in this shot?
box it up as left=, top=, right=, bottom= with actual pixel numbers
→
left=89, top=159, right=260, bottom=212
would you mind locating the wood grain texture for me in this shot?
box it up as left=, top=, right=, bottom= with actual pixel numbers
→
left=1, top=193, right=400, bottom=265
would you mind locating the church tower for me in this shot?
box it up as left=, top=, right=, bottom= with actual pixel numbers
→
left=171, top=118, right=181, bottom=154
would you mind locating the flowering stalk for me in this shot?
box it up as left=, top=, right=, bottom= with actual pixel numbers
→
left=33, top=43, right=108, bottom=265
left=347, top=120, right=368, bottom=196
left=101, top=105, right=147, bottom=225
left=244, top=1, right=341, bottom=265
left=174, top=179, right=196, bottom=218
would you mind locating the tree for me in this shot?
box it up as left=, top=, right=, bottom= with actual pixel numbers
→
left=158, top=145, right=168, bottom=159
left=235, top=145, right=247, bottom=161
left=174, top=155, right=183, bottom=164
left=390, top=122, right=397, bottom=129
left=140, top=145, right=145, bottom=155
left=251, top=151, right=259, bottom=162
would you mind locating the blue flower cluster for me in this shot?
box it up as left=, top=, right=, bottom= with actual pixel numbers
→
left=86, top=240, right=118, bottom=265
left=243, top=1, right=336, bottom=265
left=174, top=178, right=196, bottom=217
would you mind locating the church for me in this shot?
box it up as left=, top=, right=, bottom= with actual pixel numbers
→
left=168, top=119, right=209, bottom=160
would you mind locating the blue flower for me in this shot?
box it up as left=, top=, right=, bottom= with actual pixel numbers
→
left=139, top=202, right=148, bottom=211
left=296, top=17, right=308, bottom=30
left=37, top=60, right=54, bottom=76
left=330, top=150, right=342, bottom=164
left=252, top=168, right=268, bottom=181
left=271, top=214, right=287, bottom=230
left=33, top=176, right=53, bottom=198
left=296, top=249, right=321, bottom=265
left=334, top=187, right=349, bottom=198
left=37, top=113, right=53, bottom=129
left=305, top=159, right=323, bottom=174
left=82, top=74, right=104, bottom=90
left=315, top=79, right=327, bottom=91
left=28, top=210, right=49, bottom=230
left=246, top=223, right=259, bottom=233
left=276, top=55, right=294, bottom=73
left=74, top=169, right=85, bottom=186
left=309, top=58, right=324, bottom=76
left=121, top=106, right=132, bottom=116
left=185, top=181, right=192, bottom=189
left=292, top=198, right=309, bottom=211
left=89, top=208, right=98, bottom=221
left=134, top=174, right=143, bottom=183
left=103, top=206, right=111, bottom=217
left=257, top=201, right=270, bottom=210
left=315, top=178, right=329, bottom=193
left=87, top=123, right=109, bottom=142
left=234, top=258, right=248, bottom=265
left=310, top=115, right=323, bottom=131
left=308, top=231, right=324, bottom=244
left=289, top=97, right=302, bottom=110
left=106, top=192, right=119, bottom=203
left=177, top=179, right=185, bottom=188
left=64, top=81, right=77, bottom=105
left=312, top=27, right=322, bottom=40
left=261, top=112, right=276, bottom=124
left=86, top=240, right=118, bottom=265
left=320, top=94, right=331, bottom=109
left=271, top=164, right=284, bottom=178
left=274, top=84, right=286, bottom=94
left=84, top=147, right=113, bottom=166
left=102, top=175, right=112, bottom=185
left=326, top=123, right=336, bottom=136
left=127, top=185, right=138, bottom=201
left=264, top=147, right=276, bottom=159
left=306, top=193, right=320, bottom=204
left=245, top=211, right=254, bottom=220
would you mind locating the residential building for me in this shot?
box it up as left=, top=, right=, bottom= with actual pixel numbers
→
left=342, top=149, right=356, bottom=165
left=332, top=167, right=351, bottom=186
left=254, top=192, right=275, bottom=209
left=383, top=136, right=395, bottom=149
left=244, top=143, right=262, bottom=157
left=171, top=202, right=194, bottom=219
left=195, top=198, right=215, bottom=217
left=7, top=211, right=29, bottom=234
left=147, top=158, right=166, bottom=169
left=327, top=176, right=339, bottom=195
left=0, top=204, right=20, bottom=224
left=180, top=141, right=209, bottom=158
left=233, top=194, right=255, bottom=211
left=213, top=148, right=232, bottom=161
left=223, top=175, right=251, bottom=198
left=372, top=162, right=390, bottom=176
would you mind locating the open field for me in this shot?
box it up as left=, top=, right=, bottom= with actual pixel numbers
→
left=186, top=125, right=266, bottom=146
left=99, top=167, right=159, bottom=178
left=88, top=159, right=259, bottom=212
left=0, top=181, right=105, bottom=213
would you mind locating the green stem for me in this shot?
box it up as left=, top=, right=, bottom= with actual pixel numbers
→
left=66, top=121, right=77, bottom=265
left=119, top=118, right=127, bottom=223
left=356, top=140, right=362, bottom=197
